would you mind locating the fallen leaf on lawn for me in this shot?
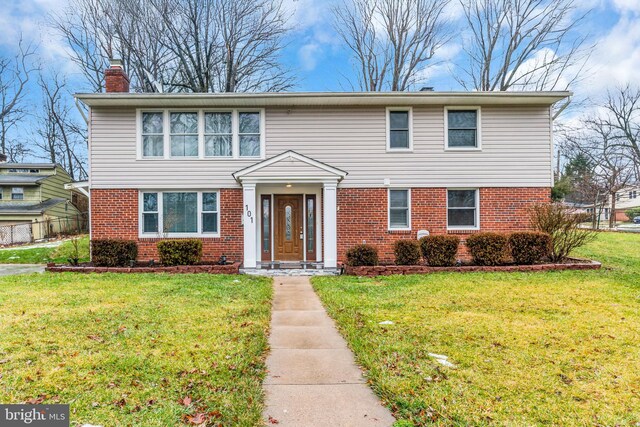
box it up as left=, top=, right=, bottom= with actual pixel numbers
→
left=268, top=416, right=279, bottom=424
left=113, top=398, right=126, bottom=408
left=0, top=359, right=8, bottom=364
left=26, top=395, right=46, bottom=404
left=182, top=412, right=207, bottom=425
left=179, top=396, right=192, bottom=406
left=87, top=335, right=104, bottom=343
left=116, top=325, right=127, bottom=334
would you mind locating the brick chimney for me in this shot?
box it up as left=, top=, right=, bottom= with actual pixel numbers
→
left=105, top=58, right=130, bottom=93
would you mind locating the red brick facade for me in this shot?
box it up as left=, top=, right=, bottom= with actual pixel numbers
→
left=91, top=186, right=549, bottom=265
left=336, top=187, right=550, bottom=263
left=90, top=188, right=243, bottom=262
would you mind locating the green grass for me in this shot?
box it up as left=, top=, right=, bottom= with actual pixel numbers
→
left=0, top=235, right=89, bottom=264
left=0, top=273, right=272, bottom=426
left=313, top=232, right=640, bottom=426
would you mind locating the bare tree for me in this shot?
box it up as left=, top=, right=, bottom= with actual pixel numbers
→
left=565, top=117, right=634, bottom=228
left=51, top=0, right=294, bottom=93
left=458, top=0, right=590, bottom=92
left=599, top=85, right=640, bottom=178
left=334, top=0, right=452, bottom=91
left=34, top=71, right=87, bottom=180
left=0, top=38, right=37, bottom=155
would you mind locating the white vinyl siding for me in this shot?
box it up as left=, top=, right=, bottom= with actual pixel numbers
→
left=91, top=106, right=552, bottom=189
left=139, top=190, right=220, bottom=237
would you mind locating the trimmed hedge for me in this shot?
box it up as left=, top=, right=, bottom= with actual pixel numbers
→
left=420, top=235, right=460, bottom=266
left=509, top=231, right=552, bottom=264
left=393, top=240, right=422, bottom=265
left=91, top=239, right=138, bottom=267
left=157, top=239, right=203, bottom=266
left=345, top=244, right=379, bottom=267
left=465, top=232, right=508, bottom=266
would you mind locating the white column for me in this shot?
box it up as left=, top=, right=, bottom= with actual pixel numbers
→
left=323, top=182, right=338, bottom=269
left=242, top=183, right=257, bottom=268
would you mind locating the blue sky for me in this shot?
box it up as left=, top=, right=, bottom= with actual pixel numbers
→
left=1, top=0, right=638, bottom=95
left=0, top=0, right=639, bottom=158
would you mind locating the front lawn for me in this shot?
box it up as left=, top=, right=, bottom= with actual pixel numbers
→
left=0, top=235, right=89, bottom=264
left=0, top=273, right=271, bottom=426
left=313, top=232, right=640, bottom=426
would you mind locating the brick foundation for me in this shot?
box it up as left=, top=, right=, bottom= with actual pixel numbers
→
left=337, top=187, right=550, bottom=263
left=90, top=188, right=243, bottom=262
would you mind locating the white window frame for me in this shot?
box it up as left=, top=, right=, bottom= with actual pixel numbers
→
left=138, top=190, right=221, bottom=238
left=444, top=106, right=482, bottom=151
left=203, top=110, right=234, bottom=158
left=11, top=187, right=24, bottom=200
left=386, top=107, right=413, bottom=152
left=388, top=188, right=411, bottom=230
left=139, top=110, right=167, bottom=159
left=201, top=192, right=220, bottom=234
left=446, top=188, right=480, bottom=230
left=168, top=110, right=200, bottom=159
left=136, top=109, right=265, bottom=160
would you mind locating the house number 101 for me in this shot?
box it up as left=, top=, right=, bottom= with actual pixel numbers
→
left=245, top=205, right=253, bottom=223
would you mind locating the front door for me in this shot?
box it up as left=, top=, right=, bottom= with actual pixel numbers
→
left=274, top=195, right=304, bottom=261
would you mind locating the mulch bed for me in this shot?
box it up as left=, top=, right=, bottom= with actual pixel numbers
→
left=45, top=261, right=241, bottom=274
left=344, top=259, right=601, bottom=277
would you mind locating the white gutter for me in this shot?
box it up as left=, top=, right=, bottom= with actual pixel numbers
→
left=75, top=91, right=572, bottom=108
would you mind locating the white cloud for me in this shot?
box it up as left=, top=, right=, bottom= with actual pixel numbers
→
left=298, top=43, right=321, bottom=71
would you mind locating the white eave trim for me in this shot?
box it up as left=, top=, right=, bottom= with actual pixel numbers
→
left=75, top=91, right=572, bottom=108
left=65, top=181, right=90, bottom=198
left=232, top=150, right=348, bottom=183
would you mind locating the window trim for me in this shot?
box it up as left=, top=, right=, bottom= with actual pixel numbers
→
left=388, top=188, right=411, bottom=231
left=444, top=106, right=482, bottom=151
left=446, top=188, right=480, bottom=230
left=138, top=190, right=221, bottom=238
left=136, top=108, right=265, bottom=160
left=386, top=107, right=413, bottom=152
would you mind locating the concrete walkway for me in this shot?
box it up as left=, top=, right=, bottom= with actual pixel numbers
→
left=263, top=276, right=395, bottom=426
left=0, top=264, right=45, bottom=276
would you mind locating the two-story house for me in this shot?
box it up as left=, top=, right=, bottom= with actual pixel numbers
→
left=76, top=62, right=567, bottom=269
left=0, top=159, right=87, bottom=241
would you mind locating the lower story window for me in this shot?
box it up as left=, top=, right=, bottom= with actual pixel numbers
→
left=447, top=189, right=478, bottom=229
left=389, top=189, right=410, bottom=229
left=141, top=190, right=219, bottom=236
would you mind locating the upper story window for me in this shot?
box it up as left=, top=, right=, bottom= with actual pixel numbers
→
left=445, top=107, right=480, bottom=149
left=8, top=168, right=40, bottom=173
left=142, top=112, right=164, bottom=157
left=205, top=112, right=232, bottom=157
left=140, top=190, right=219, bottom=237
left=11, top=187, right=24, bottom=200
left=138, top=109, right=263, bottom=160
left=239, top=112, right=261, bottom=157
left=629, top=190, right=637, bottom=199
left=386, top=108, right=412, bottom=151
left=170, top=112, right=198, bottom=157
left=389, top=189, right=410, bottom=229
left=447, top=189, right=479, bottom=229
